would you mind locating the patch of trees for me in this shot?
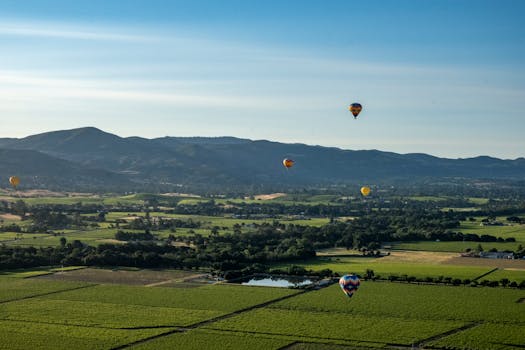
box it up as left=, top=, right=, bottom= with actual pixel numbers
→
left=0, top=225, right=316, bottom=272
left=114, top=230, right=155, bottom=241
left=122, top=215, right=201, bottom=231
left=428, top=231, right=515, bottom=243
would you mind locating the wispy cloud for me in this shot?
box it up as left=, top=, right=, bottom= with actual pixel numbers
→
left=0, top=21, right=154, bottom=41
left=0, top=71, right=319, bottom=110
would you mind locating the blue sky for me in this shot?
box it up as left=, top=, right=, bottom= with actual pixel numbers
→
left=0, top=0, right=524, bottom=158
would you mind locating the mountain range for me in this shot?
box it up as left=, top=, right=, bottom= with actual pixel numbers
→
left=0, top=127, right=524, bottom=192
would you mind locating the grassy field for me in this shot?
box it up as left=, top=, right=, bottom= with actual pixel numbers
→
left=391, top=217, right=525, bottom=252
left=0, top=320, right=175, bottom=350
left=40, top=283, right=298, bottom=312
left=271, top=283, right=525, bottom=323
left=428, top=323, right=525, bottom=350
left=460, top=220, right=525, bottom=238
left=279, top=256, right=494, bottom=279
left=129, top=329, right=293, bottom=350
left=0, top=276, right=91, bottom=303
left=0, top=298, right=222, bottom=328
left=6, top=228, right=149, bottom=247
left=479, top=268, right=525, bottom=282
left=206, top=308, right=465, bottom=346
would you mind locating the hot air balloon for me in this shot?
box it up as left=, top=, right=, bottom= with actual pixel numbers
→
left=9, top=176, right=20, bottom=189
left=339, top=274, right=360, bottom=298
left=348, top=103, right=362, bottom=118
left=360, top=186, right=371, bottom=197
left=283, top=158, right=294, bottom=169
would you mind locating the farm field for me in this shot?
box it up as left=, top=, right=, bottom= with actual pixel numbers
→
left=5, top=228, right=145, bottom=247
left=391, top=217, right=525, bottom=253
left=0, top=267, right=524, bottom=349
left=443, top=256, right=525, bottom=268
left=129, top=329, right=293, bottom=350
left=391, top=240, right=524, bottom=252
left=206, top=282, right=525, bottom=348
left=38, top=267, right=201, bottom=285
left=0, top=320, right=175, bottom=350
left=280, top=255, right=495, bottom=280
left=428, top=323, right=525, bottom=350
left=206, top=308, right=465, bottom=346
left=0, top=277, right=90, bottom=303
left=479, top=268, right=525, bottom=282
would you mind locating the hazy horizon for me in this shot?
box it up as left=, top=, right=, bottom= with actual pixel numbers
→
left=1, top=0, right=524, bottom=158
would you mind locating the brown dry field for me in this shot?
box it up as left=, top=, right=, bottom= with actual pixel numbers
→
left=383, top=250, right=525, bottom=269
left=252, top=193, right=286, bottom=200
left=96, top=239, right=126, bottom=244
left=150, top=281, right=206, bottom=288
left=0, top=213, right=22, bottom=221
left=0, top=190, right=94, bottom=198
left=161, top=192, right=201, bottom=198
left=317, top=249, right=459, bottom=263
left=381, top=250, right=457, bottom=264
left=38, top=267, right=198, bottom=285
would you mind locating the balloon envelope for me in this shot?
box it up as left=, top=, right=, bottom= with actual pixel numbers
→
left=9, top=176, right=20, bottom=189
left=283, top=158, right=294, bottom=168
left=348, top=103, right=362, bottom=118
left=339, top=274, right=360, bottom=298
left=360, top=186, right=371, bottom=196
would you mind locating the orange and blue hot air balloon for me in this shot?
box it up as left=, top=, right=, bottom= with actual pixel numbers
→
left=282, top=158, right=294, bottom=169
left=348, top=103, right=362, bottom=119
left=339, top=274, right=360, bottom=298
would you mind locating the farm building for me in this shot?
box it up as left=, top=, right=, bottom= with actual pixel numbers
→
left=479, top=251, right=514, bottom=259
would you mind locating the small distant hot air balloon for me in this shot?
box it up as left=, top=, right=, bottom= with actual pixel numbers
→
left=339, top=274, right=360, bottom=298
left=360, top=186, right=371, bottom=197
left=9, top=176, right=20, bottom=189
left=283, top=158, right=294, bottom=169
left=348, top=103, right=362, bottom=119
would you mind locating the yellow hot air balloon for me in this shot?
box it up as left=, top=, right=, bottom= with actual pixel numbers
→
left=349, top=103, right=362, bottom=118
left=283, top=158, right=294, bottom=169
left=360, top=186, right=371, bottom=197
left=9, top=176, right=20, bottom=189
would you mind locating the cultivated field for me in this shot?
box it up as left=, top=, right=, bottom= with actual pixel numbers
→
left=0, top=268, right=524, bottom=349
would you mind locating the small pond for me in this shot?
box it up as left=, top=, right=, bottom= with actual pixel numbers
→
left=232, top=275, right=316, bottom=288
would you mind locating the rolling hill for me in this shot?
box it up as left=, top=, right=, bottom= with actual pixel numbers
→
left=0, top=127, right=524, bottom=192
